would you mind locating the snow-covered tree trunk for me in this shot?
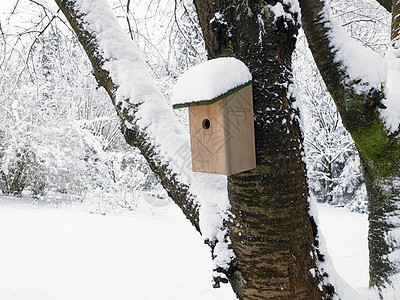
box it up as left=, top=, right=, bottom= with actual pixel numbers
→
left=194, top=1, right=332, bottom=299
left=300, top=0, right=400, bottom=295
left=53, top=0, right=200, bottom=231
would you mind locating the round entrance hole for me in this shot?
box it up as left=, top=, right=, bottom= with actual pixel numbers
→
left=202, top=119, right=211, bottom=129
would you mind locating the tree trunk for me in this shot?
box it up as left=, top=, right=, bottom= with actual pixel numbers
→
left=365, top=172, right=400, bottom=288
left=299, top=0, right=400, bottom=293
left=377, top=0, right=393, bottom=12
left=194, top=1, right=332, bottom=299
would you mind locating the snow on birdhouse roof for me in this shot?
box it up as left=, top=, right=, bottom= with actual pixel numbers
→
left=172, top=57, right=252, bottom=109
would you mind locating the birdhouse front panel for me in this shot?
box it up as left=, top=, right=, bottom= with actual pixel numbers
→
left=188, top=84, right=256, bottom=175
left=189, top=100, right=229, bottom=174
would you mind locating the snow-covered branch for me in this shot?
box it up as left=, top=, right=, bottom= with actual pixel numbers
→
left=300, top=0, right=386, bottom=99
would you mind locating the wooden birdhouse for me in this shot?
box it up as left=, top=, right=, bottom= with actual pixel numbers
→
left=172, top=57, right=256, bottom=175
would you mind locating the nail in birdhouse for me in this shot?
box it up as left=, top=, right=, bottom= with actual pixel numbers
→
left=172, top=57, right=256, bottom=175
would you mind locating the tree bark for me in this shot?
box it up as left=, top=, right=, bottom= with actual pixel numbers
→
left=392, top=0, right=400, bottom=41
left=194, top=1, right=332, bottom=299
left=300, top=0, right=400, bottom=293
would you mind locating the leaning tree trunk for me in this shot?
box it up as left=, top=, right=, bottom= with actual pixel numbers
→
left=194, top=1, right=332, bottom=299
left=53, top=0, right=200, bottom=230
left=300, top=0, right=400, bottom=294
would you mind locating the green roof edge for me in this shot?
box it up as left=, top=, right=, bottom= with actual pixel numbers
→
left=172, top=80, right=252, bottom=109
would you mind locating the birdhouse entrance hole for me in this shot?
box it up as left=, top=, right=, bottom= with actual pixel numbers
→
left=202, top=119, right=211, bottom=130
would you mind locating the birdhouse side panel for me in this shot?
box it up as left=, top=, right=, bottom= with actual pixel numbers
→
left=188, top=104, right=228, bottom=174
left=223, top=84, right=256, bottom=175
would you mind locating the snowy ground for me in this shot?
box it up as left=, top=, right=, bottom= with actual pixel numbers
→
left=317, top=204, right=369, bottom=290
left=0, top=196, right=368, bottom=299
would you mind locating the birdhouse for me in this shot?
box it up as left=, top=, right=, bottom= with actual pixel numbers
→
left=172, top=57, right=256, bottom=175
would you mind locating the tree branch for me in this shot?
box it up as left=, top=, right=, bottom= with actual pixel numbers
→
left=25, top=15, right=56, bottom=65
left=299, top=0, right=357, bottom=115
left=298, top=0, right=398, bottom=176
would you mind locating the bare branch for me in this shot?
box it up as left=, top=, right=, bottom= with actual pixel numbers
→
left=10, top=0, right=21, bottom=17
left=125, top=0, right=134, bottom=40
left=25, top=15, right=56, bottom=65
left=173, top=0, right=199, bottom=56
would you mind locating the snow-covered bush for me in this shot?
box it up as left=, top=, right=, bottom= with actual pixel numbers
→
left=0, top=12, right=162, bottom=207
left=0, top=147, right=30, bottom=196
left=85, top=145, right=165, bottom=213
left=0, top=22, right=104, bottom=196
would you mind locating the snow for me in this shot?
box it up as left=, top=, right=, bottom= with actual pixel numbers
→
left=171, top=57, right=251, bottom=107
left=320, top=2, right=387, bottom=93
left=381, top=44, right=400, bottom=132
left=283, top=0, right=301, bottom=18
left=0, top=199, right=236, bottom=300
left=308, top=196, right=369, bottom=300
left=317, top=204, right=369, bottom=289
left=266, top=0, right=301, bottom=26
left=0, top=0, right=14, bottom=17
left=268, top=2, right=287, bottom=22
left=190, top=173, right=234, bottom=273
left=0, top=195, right=379, bottom=300
left=74, top=0, right=232, bottom=276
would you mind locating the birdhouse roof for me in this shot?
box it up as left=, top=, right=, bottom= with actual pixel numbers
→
left=172, top=57, right=252, bottom=109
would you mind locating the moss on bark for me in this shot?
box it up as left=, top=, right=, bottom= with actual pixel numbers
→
left=299, top=0, right=400, bottom=291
